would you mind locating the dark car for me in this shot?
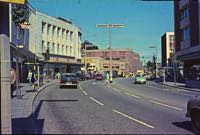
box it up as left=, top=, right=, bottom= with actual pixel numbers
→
left=95, top=73, right=103, bottom=80
left=76, top=72, right=85, bottom=81
left=186, top=97, right=200, bottom=134
left=60, top=73, right=79, bottom=88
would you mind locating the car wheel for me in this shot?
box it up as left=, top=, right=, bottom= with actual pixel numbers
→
left=60, top=85, right=62, bottom=88
left=191, top=108, right=200, bottom=134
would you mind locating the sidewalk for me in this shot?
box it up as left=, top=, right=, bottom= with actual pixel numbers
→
left=11, top=78, right=59, bottom=134
left=158, top=81, right=200, bottom=92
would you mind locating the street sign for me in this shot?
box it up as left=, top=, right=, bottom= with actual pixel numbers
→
left=0, top=0, right=25, bottom=4
left=20, top=22, right=29, bottom=29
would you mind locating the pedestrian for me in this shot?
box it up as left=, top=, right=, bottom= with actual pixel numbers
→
left=106, top=73, right=109, bottom=83
left=57, top=72, right=61, bottom=79
left=10, top=68, right=16, bottom=98
left=27, top=70, right=32, bottom=85
left=31, top=71, right=35, bottom=87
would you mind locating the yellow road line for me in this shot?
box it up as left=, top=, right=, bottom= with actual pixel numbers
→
left=150, top=100, right=183, bottom=111
left=125, top=92, right=141, bottom=99
left=113, top=110, right=154, bottom=129
left=89, top=97, right=104, bottom=106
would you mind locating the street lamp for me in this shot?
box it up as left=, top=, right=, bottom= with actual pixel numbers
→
left=149, top=46, right=158, bottom=79
left=96, top=24, right=124, bottom=83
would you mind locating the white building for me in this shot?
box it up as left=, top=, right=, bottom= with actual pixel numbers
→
left=29, top=7, right=82, bottom=77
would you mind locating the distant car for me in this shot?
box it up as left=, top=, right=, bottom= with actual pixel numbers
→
left=186, top=97, right=200, bottom=133
left=95, top=73, right=104, bottom=80
left=76, top=72, right=85, bottom=81
left=60, top=73, right=78, bottom=88
left=134, top=74, right=146, bottom=84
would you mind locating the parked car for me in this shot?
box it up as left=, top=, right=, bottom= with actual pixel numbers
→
left=134, top=74, right=146, bottom=84
left=95, top=73, right=104, bottom=80
left=60, top=73, right=79, bottom=88
left=186, top=97, right=200, bottom=133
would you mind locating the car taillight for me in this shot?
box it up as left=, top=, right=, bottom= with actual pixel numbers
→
left=76, top=80, right=79, bottom=84
left=60, top=80, right=64, bottom=83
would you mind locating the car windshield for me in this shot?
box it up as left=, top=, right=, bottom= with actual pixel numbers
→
left=136, top=74, right=144, bottom=77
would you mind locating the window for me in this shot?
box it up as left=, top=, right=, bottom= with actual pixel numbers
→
left=181, top=6, right=189, bottom=20
left=42, top=40, right=45, bottom=52
left=62, top=45, right=64, bottom=55
left=52, top=26, right=56, bottom=36
left=70, top=32, right=73, bottom=41
left=42, top=22, right=46, bottom=34
left=182, top=27, right=190, bottom=41
left=66, top=30, right=68, bottom=40
left=47, top=42, right=50, bottom=52
left=57, top=27, right=61, bottom=37
left=66, top=46, right=68, bottom=55
left=70, top=46, right=72, bottom=56
left=47, top=24, right=51, bottom=35
left=62, top=29, right=65, bottom=39
left=52, top=43, right=55, bottom=54
left=57, top=44, right=60, bottom=54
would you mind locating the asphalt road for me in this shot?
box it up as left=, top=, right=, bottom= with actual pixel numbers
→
left=32, top=78, right=199, bottom=134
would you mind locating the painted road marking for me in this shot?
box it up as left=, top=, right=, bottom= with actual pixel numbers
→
left=150, top=100, right=183, bottom=111
left=107, top=85, right=111, bottom=87
left=179, top=92, right=195, bottom=97
left=113, top=110, right=154, bottom=129
left=92, top=82, right=96, bottom=84
left=113, top=88, right=121, bottom=92
left=125, top=92, right=141, bottom=99
left=79, top=86, right=82, bottom=91
left=89, top=97, right=104, bottom=106
left=82, top=90, right=88, bottom=95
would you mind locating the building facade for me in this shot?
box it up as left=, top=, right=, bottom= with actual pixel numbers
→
left=10, top=4, right=36, bottom=83
left=174, top=0, right=200, bottom=87
left=161, top=32, right=175, bottom=67
left=84, top=48, right=142, bottom=73
left=29, top=8, right=82, bottom=78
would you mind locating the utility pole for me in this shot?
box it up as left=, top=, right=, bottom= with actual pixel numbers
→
left=96, top=24, right=124, bottom=83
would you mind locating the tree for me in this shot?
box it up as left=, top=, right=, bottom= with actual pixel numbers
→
left=146, top=60, right=152, bottom=70
left=12, top=0, right=30, bottom=27
left=42, top=48, right=50, bottom=82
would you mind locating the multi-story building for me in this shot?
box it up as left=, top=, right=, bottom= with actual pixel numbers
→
left=161, top=32, right=175, bottom=67
left=174, top=0, right=200, bottom=87
left=29, top=7, right=82, bottom=78
left=84, top=48, right=142, bottom=73
left=10, top=4, right=36, bottom=83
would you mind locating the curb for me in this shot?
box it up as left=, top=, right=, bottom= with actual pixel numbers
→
left=31, top=81, right=59, bottom=113
left=158, top=82, right=200, bottom=92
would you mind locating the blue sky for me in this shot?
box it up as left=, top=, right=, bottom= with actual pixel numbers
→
left=29, top=0, right=174, bottom=62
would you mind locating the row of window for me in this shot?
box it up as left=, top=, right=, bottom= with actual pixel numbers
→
left=42, top=22, right=74, bottom=41
left=42, top=40, right=73, bottom=56
left=182, top=26, right=190, bottom=41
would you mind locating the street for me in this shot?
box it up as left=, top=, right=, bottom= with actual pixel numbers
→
left=32, top=78, right=199, bottom=134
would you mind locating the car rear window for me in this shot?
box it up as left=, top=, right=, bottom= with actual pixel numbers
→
left=61, top=74, right=76, bottom=79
